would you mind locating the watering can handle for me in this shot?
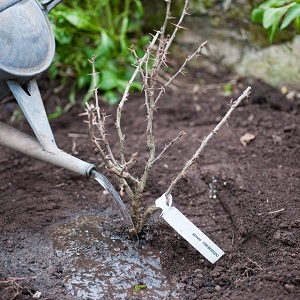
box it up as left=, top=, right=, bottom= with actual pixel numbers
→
left=6, top=79, right=60, bottom=154
left=41, top=0, right=63, bottom=14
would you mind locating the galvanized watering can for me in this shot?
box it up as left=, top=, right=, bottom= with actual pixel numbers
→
left=0, top=0, right=139, bottom=239
left=0, top=0, right=95, bottom=176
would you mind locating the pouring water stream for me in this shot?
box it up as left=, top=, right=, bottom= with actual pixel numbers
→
left=90, top=170, right=139, bottom=242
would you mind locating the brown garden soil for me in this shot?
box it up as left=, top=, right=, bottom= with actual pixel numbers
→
left=0, top=66, right=300, bottom=300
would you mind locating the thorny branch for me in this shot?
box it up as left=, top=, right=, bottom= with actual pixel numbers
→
left=154, top=41, right=208, bottom=106
left=116, top=30, right=161, bottom=166
left=165, top=86, right=251, bottom=197
left=86, top=0, right=251, bottom=233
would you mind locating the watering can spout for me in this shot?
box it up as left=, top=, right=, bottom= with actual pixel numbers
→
left=1, top=79, right=96, bottom=176
left=0, top=121, right=95, bottom=177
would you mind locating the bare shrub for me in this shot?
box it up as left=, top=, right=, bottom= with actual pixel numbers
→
left=85, top=0, right=251, bottom=234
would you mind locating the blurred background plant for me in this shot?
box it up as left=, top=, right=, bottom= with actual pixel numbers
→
left=251, top=0, right=300, bottom=43
left=48, top=0, right=148, bottom=106
left=45, top=0, right=299, bottom=114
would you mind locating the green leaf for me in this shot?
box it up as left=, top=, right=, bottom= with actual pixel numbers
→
left=259, top=0, right=292, bottom=9
left=280, top=4, right=300, bottom=29
left=69, top=86, right=77, bottom=105
left=134, top=0, right=144, bottom=16
left=269, top=21, right=279, bottom=42
left=100, top=70, right=119, bottom=90
left=97, top=31, right=116, bottom=55
left=130, top=81, right=142, bottom=91
left=223, top=84, right=233, bottom=96
left=103, top=91, right=120, bottom=105
left=295, top=16, right=300, bottom=32
left=61, top=10, right=100, bottom=32
left=133, top=284, right=147, bottom=291
left=54, top=27, right=73, bottom=45
left=48, top=106, right=63, bottom=120
left=251, top=8, right=264, bottom=23
left=263, top=6, right=291, bottom=29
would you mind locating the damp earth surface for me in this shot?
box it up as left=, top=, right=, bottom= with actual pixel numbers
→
left=51, top=215, right=174, bottom=299
left=0, top=63, right=300, bottom=300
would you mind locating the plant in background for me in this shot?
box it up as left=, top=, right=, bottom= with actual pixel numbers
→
left=251, top=0, right=300, bottom=43
left=86, top=0, right=251, bottom=234
left=48, top=0, right=148, bottom=105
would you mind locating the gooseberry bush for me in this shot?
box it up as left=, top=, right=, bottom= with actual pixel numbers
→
left=86, top=0, right=251, bottom=234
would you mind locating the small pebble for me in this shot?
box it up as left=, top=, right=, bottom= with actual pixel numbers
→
left=215, top=285, right=222, bottom=291
left=33, top=291, right=42, bottom=299
left=284, top=284, right=295, bottom=293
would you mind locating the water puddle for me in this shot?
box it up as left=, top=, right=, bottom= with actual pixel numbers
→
left=51, top=215, right=175, bottom=299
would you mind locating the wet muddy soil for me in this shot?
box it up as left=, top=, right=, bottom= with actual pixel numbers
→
left=0, top=67, right=300, bottom=299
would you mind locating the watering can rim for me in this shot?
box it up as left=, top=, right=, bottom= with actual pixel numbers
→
left=0, top=0, right=63, bottom=14
left=0, top=0, right=27, bottom=13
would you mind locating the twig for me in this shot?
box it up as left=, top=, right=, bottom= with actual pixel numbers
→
left=257, top=208, right=285, bottom=216
left=0, top=276, right=36, bottom=284
left=138, top=205, right=160, bottom=231
left=116, top=31, right=161, bottom=166
left=267, top=208, right=285, bottom=214
left=67, top=133, right=89, bottom=138
left=86, top=103, right=109, bottom=165
left=152, top=131, right=186, bottom=165
left=88, top=55, right=101, bottom=121
left=163, top=0, right=190, bottom=61
left=108, top=163, right=140, bottom=185
left=137, top=3, right=200, bottom=196
left=165, top=86, right=251, bottom=196
left=0, top=276, right=36, bottom=300
left=155, top=41, right=208, bottom=106
left=87, top=57, right=118, bottom=166
left=247, top=257, right=263, bottom=270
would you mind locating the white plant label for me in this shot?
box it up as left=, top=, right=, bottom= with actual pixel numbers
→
left=155, top=194, right=224, bottom=264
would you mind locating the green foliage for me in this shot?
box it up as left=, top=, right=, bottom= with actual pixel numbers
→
left=48, top=106, right=63, bottom=120
left=133, top=283, right=147, bottom=291
left=202, top=0, right=217, bottom=8
left=251, top=0, right=300, bottom=43
left=223, top=83, right=233, bottom=96
left=48, top=0, right=148, bottom=104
